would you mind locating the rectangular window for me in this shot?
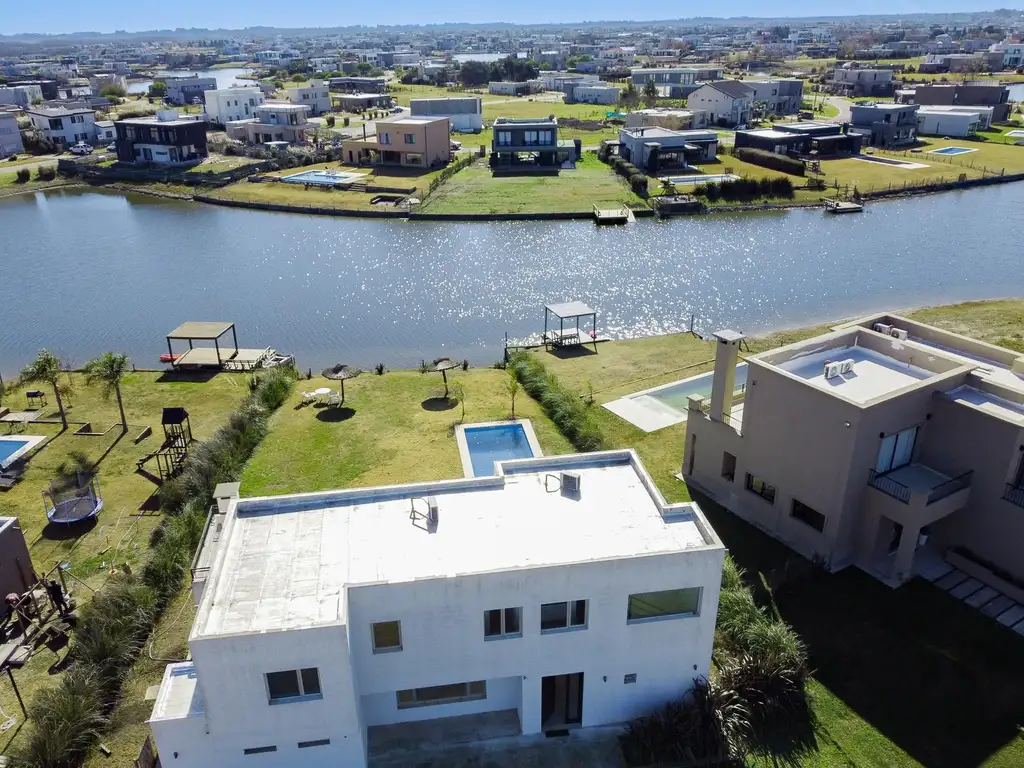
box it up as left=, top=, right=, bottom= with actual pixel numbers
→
left=243, top=746, right=277, bottom=755
left=397, top=680, right=486, bottom=709
left=540, top=600, right=587, bottom=632
left=745, top=473, right=776, bottom=504
left=484, top=607, right=522, bottom=639
left=791, top=499, right=826, bottom=533
left=265, top=668, right=321, bottom=704
left=297, top=739, right=330, bottom=748
left=721, top=452, right=736, bottom=482
left=403, top=133, right=416, bottom=144
left=876, top=426, right=917, bottom=474
left=372, top=620, right=402, bottom=652
left=627, top=587, right=702, bottom=622
left=380, top=133, right=392, bottom=144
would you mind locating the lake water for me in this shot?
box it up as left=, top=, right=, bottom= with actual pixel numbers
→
left=127, top=68, right=255, bottom=95
left=1006, top=83, right=1024, bottom=102
left=1, top=184, right=1023, bottom=378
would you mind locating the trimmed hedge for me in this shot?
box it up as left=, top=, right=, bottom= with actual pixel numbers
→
left=693, top=176, right=794, bottom=203
left=507, top=351, right=604, bottom=452
left=734, top=147, right=805, bottom=176
left=427, top=154, right=475, bottom=196
left=9, top=368, right=296, bottom=768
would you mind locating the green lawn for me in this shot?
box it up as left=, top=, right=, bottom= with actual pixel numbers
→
left=525, top=299, right=1024, bottom=767
left=0, top=371, right=245, bottom=756
left=420, top=155, right=646, bottom=215
left=240, top=368, right=573, bottom=496
left=0, top=154, right=57, bottom=168
left=389, top=83, right=489, bottom=107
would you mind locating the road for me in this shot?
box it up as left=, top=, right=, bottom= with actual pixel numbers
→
left=826, top=96, right=853, bottom=122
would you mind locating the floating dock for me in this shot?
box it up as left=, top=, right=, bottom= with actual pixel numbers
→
left=824, top=200, right=864, bottom=214
left=593, top=204, right=634, bottom=225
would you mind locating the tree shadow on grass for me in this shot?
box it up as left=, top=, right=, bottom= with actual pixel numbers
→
left=41, top=517, right=97, bottom=542
left=315, top=407, right=355, bottom=423
left=743, top=696, right=821, bottom=768
left=421, top=397, right=457, bottom=412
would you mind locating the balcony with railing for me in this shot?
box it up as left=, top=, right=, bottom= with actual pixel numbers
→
left=866, top=464, right=973, bottom=522
left=1003, top=483, right=1024, bottom=509
left=688, top=387, right=746, bottom=434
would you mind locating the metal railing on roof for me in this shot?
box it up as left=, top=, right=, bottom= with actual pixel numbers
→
left=868, top=469, right=911, bottom=504
left=926, top=471, right=973, bottom=505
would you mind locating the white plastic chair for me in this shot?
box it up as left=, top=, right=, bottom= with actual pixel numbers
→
left=301, top=391, right=317, bottom=405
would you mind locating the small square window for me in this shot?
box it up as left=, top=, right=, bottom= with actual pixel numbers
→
left=624, top=673, right=637, bottom=684
left=266, top=670, right=300, bottom=701
left=300, top=667, right=321, bottom=696
left=540, top=600, right=587, bottom=632
left=484, top=607, right=522, bottom=639
left=372, top=620, right=402, bottom=652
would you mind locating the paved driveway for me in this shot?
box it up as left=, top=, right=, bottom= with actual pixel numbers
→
left=370, top=727, right=626, bottom=768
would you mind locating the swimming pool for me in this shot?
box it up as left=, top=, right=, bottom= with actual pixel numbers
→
left=854, top=155, right=929, bottom=169
left=665, top=174, right=740, bottom=185
left=648, top=363, right=749, bottom=412
left=280, top=170, right=367, bottom=186
left=0, top=435, right=46, bottom=468
left=456, top=420, right=543, bottom=477
left=929, top=146, right=977, bottom=156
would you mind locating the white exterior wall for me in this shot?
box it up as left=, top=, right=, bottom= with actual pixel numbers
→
left=916, top=110, right=980, bottom=137
left=0, top=113, right=24, bottom=157
left=687, top=86, right=749, bottom=126
left=206, top=88, right=265, bottom=124
left=571, top=85, right=620, bottom=104
left=29, top=111, right=96, bottom=145
left=285, top=84, right=332, bottom=115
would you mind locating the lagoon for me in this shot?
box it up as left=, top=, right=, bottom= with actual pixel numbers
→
left=1, top=184, right=1023, bottom=378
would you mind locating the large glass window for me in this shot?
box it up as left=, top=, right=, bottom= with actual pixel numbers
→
left=396, top=680, right=486, bottom=709
left=484, top=607, right=522, bottom=639
left=372, top=620, right=402, bottom=652
left=540, top=600, right=587, bottom=632
left=265, top=668, right=321, bottom=703
left=876, top=426, right=917, bottom=474
left=627, top=588, right=702, bottom=622
left=745, top=473, right=776, bottom=504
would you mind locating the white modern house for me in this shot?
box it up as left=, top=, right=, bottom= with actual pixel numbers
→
left=916, top=105, right=993, bottom=136
left=0, top=111, right=24, bottom=157
left=569, top=84, right=621, bottom=104
left=205, top=87, right=266, bottom=125
left=149, top=451, right=725, bottom=767
left=283, top=80, right=332, bottom=116
left=687, top=81, right=753, bottom=127
left=409, top=97, right=483, bottom=132
left=27, top=106, right=96, bottom=147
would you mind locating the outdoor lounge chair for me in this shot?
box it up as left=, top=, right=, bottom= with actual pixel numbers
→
left=300, top=391, right=318, bottom=405
left=327, top=391, right=343, bottom=407
left=0, top=467, right=24, bottom=491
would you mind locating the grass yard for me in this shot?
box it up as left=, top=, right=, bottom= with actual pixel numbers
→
left=240, top=368, right=573, bottom=496
left=0, top=371, right=246, bottom=756
left=525, top=299, right=1024, bottom=767
left=420, top=155, right=646, bottom=215
left=0, top=171, right=74, bottom=197
left=0, top=155, right=57, bottom=169
left=388, top=83, right=489, bottom=107
left=185, top=154, right=259, bottom=174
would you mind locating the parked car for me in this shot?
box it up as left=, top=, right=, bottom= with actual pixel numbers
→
left=107, top=143, right=117, bottom=152
left=69, top=143, right=94, bottom=155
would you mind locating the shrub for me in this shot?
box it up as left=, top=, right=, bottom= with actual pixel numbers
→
left=15, top=168, right=30, bottom=183
left=36, top=166, right=56, bottom=181
left=629, top=173, right=648, bottom=195
left=734, top=147, right=805, bottom=176
left=507, top=352, right=604, bottom=452
left=325, top=115, right=336, bottom=127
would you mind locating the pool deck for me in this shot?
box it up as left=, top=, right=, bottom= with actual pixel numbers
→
left=0, top=434, right=47, bottom=468
left=455, top=420, right=543, bottom=478
left=603, top=395, right=690, bottom=433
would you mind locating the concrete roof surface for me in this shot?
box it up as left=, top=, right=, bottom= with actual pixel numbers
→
left=774, top=345, right=932, bottom=404
left=197, top=459, right=713, bottom=637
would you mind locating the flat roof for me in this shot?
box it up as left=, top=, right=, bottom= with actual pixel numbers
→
left=167, top=321, right=234, bottom=340
left=195, top=453, right=719, bottom=637
left=380, top=116, right=444, bottom=125
left=149, top=662, right=204, bottom=723
left=335, top=92, right=388, bottom=99
left=946, top=385, right=1024, bottom=425
left=773, top=345, right=932, bottom=404
left=117, top=115, right=203, bottom=127
left=546, top=300, right=595, bottom=318
left=622, top=127, right=716, bottom=140
left=742, top=129, right=801, bottom=140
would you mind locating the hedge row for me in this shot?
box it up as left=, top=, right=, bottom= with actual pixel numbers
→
left=608, top=156, right=649, bottom=197
left=507, top=351, right=604, bottom=452
left=733, top=147, right=805, bottom=176
left=694, top=176, right=794, bottom=203
left=427, top=154, right=476, bottom=195
left=9, top=368, right=296, bottom=768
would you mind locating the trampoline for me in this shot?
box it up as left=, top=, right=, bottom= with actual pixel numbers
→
left=43, top=472, right=103, bottom=524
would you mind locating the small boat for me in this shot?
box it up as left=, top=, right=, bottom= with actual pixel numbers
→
left=159, top=353, right=182, bottom=364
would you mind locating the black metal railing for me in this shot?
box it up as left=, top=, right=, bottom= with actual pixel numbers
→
left=1003, top=483, right=1024, bottom=509
left=927, top=471, right=973, bottom=505
left=868, top=469, right=911, bottom=504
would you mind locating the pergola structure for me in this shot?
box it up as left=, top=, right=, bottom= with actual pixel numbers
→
left=543, top=301, right=598, bottom=349
left=166, top=322, right=239, bottom=368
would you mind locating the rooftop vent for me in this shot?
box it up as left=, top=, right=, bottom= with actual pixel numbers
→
left=561, top=471, right=581, bottom=494
left=409, top=495, right=439, bottom=531
left=426, top=496, right=439, bottom=528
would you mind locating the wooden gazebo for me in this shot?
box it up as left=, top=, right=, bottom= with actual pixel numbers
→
left=543, top=301, right=598, bottom=349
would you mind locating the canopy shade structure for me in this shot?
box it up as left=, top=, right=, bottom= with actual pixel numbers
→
left=166, top=321, right=240, bottom=368
left=321, top=364, right=362, bottom=402
left=543, top=301, right=598, bottom=349
left=166, top=321, right=236, bottom=340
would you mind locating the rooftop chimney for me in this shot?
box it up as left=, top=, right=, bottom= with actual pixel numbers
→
left=709, top=330, right=745, bottom=422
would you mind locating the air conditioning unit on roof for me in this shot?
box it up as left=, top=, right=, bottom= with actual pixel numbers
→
left=874, top=323, right=892, bottom=335
left=890, top=328, right=908, bottom=340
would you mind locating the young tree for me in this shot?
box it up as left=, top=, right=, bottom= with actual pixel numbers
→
left=642, top=79, right=659, bottom=107
left=450, top=381, right=466, bottom=423
left=621, top=81, right=640, bottom=109
left=21, top=349, right=68, bottom=430
left=148, top=80, right=168, bottom=97
left=355, top=62, right=373, bottom=75
left=83, top=352, right=131, bottom=433
left=505, top=370, right=520, bottom=418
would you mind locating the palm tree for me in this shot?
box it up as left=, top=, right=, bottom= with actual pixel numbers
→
left=21, top=349, right=67, bottom=430
left=505, top=370, right=520, bottom=419
left=83, top=352, right=131, bottom=433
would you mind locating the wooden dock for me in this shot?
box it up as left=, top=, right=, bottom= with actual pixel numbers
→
left=823, top=199, right=863, bottom=214
left=593, top=204, right=633, bottom=225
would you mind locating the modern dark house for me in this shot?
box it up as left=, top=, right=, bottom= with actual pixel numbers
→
left=114, top=111, right=208, bottom=165
left=735, top=122, right=863, bottom=157
left=490, top=117, right=575, bottom=170
left=897, top=83, right=1011, bottom=123
left=850, top=103, right=919, bottom=148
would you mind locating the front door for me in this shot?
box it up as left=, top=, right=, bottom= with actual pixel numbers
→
left=541, top=672, right=583, bottom=731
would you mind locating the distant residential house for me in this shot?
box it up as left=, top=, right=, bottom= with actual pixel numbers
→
left=114, top=111, right=208, bottom=164
left=335, top=92, right=392, bottom=111
left=284, top=80, right=332, bottom=116
left=164, top=76, right=217, bottom=106
left=328, top=76, right=387, bottom=94
left=0, top=84, right=42, bottom=108
left=410, top=97, right=482, bottom=132
left=0, top=111, right=24, bottom=157
left=568, top=84, right=620, bottom=105
left=916, top=107, right=985, bottom=138
left=618, top=126, right=718, bottom=172
left=743, top=79, right=804, bottom=116
left=27, top=105, right=96, bottom=147
left=829, top=67, right=893, bottom=97
left=94, top=120, right=115, bottom=143
left=735, top=122, right=862, bottom=157
left=1000, top=43, right=1024, bottom=69
left=341, top=115, right=451, bottom=167
left=904, top=83, right=1011, bottom=123
left=88, top=73, right=128, bottom=93
left=226, top=102, right=311, bottom=145
left=850, top=103, right=919, bottom=148
left=687, top=81, right=753, bottom=127
left=629, top=66, right=725, bottom=99
left=205, top=87, right=266, bottom=125
left=488, top=81, right=544, bottom=96
left=625, top=108, right=708, bottom=131
left=491, top=116, right=573, bottom=169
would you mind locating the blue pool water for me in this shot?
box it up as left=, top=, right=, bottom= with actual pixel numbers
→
left=464, top=424, right=535, bottom=477
left=0, top=439, right=29, bottom=466
left=281, top=170, right=364, bottom=186
left=647, top=363, right=749, bottom=412
left=930, top=147, right=975, bottom=156
left=667, top=174, right=740, bottom=185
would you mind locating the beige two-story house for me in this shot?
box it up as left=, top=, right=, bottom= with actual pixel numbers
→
left=683, top=314, right=1024, bottom=591
left=341, top=115, right=451, bottom=168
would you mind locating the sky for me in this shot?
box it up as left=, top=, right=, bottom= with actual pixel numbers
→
left=0, top=1, right=1005, bottom=35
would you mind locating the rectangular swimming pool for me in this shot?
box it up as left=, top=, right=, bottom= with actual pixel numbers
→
left=280, top=170, right=366, bottom=186
left=929, top=146, right=977, bottom=156
left=0, top=439, right=28, bottom=466
left=665, top=174, right=740, bottom=185
left=457, top=421, right=543, bottom=477
left=648, top=363, right=749, bottom=412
